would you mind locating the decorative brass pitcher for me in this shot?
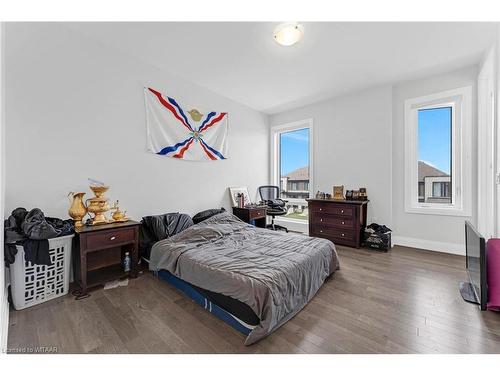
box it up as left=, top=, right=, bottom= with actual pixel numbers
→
left=68, top=192, right=87, bottom=227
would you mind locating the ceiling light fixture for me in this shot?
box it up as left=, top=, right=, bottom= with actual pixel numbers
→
left=273, top=22, right=304, bottom=46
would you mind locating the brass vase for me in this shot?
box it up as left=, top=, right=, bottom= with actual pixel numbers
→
left=68, top=192, right=87, bottom=227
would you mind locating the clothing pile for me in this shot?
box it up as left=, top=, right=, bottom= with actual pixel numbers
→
left=4, top=207, right=74, bottom=266
left=365, top=223, right=391, bottom=235
left=364, top=223, right=392, bottom=251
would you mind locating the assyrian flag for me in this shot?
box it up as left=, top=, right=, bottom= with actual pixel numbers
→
left=144, top=87, right=228, bottom=161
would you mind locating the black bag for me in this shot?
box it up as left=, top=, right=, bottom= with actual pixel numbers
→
left=364, top=231, right=391, bottom=251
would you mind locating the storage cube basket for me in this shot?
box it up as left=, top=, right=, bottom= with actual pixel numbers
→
left=10, top=234, right=74, bottom=310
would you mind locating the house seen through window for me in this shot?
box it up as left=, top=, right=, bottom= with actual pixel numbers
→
left=278, top=128, right=310, bottom=220
left=417, top=107, right=452, bottom=205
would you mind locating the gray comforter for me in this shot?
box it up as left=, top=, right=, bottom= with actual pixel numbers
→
left=149, top=212, right=339, bottom=345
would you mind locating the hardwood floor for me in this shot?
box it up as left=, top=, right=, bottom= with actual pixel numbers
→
left=7, top=245, right=500, bottom=353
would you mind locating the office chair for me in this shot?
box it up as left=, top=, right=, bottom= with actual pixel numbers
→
left=258, top=185, right=289, bottom=232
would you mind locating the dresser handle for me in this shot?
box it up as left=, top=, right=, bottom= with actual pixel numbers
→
left=257, top=212, right=261, bottom=216
left=341, top=233, right=345, bottom=237
left=319, top=208, right=322, bottom=211
left=320, top=230, right=323, bottom=233
left=341, top=209, right=344, bottom=214
left=320, top=218, right=323, bottom=222
left=341, top=221, right=345, bottom=225
left=110, top=236, right=116, bottom=241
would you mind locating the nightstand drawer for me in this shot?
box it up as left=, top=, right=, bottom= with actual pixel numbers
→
left=249, top=208, right=266, bottom=219
left=85, top=227, right=135, bottom=251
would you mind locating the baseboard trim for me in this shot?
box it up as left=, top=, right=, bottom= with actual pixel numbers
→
left=392, top=235, right=465, bottom=256
left=0, top=286, right=9, bottom=353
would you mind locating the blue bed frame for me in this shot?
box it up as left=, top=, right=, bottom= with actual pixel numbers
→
left=157, top=270, right=255, bottom=336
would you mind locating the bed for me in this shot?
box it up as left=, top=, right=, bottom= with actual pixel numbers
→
left=148, top=211, right=340, bottom=345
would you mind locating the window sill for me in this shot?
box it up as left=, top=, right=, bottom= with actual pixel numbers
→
left=405, top=205, right=471, bottom=217
left=274, top=217, right=309, bottom=234
left=276, top=217, right=309, bottom=224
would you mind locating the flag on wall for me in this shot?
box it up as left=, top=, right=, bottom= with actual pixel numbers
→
left=144, top=87, right=228, bottom=161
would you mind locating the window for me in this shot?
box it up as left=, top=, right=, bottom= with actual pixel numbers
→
left=418, top=182, right=425, bottom=202
left=418, top=107, right=452, bottom=204
left=432, top=182, right=450, bottom=198
left=271, top=119, right=313, bottom=222
left=405, top=87, right=472, bottom=216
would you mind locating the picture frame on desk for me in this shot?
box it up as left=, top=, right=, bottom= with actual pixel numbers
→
left=228, top=186, right=252, bottom=207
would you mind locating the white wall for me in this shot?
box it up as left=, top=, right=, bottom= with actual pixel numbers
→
left=497, top=25, right=500, bottom=236
left=270, top=67, right=479, bottom=255
left=392, top=67, right=478, bottom=254
left=270, top=86, right=393, bottom=227
left=4, top=23, right=269, bottom=220
left=477, top=45, right=497, bottom=239
left=0, top=21, right=9, bottom=354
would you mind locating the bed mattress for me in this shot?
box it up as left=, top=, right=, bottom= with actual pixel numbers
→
left=149, top=212, right=339, bottom=345
left=144, top=249, right=259, bottom=325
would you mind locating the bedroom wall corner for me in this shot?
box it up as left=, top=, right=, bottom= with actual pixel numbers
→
left=269, top=85, right=394, bottom=228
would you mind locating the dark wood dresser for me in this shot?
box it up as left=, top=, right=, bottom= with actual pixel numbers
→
left=307, top=199, right=368, bottom=248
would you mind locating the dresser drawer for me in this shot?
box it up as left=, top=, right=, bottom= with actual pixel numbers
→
left=311, top=203, right=354, bottom=217
left=85, top=227, right=136, bottom=251
left=313, top=215, right=355, bottom=229
left=312, top=226, right=355, bottom=242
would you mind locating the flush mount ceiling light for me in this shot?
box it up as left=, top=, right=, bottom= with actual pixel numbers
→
left=273, top=22, right=304, bottom=46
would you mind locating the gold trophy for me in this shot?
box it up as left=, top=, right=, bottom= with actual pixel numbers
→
left=86, top=185, right=111, bottom=225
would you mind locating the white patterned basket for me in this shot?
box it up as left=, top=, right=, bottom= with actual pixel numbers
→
left=10, top=234, right=74, bottom=310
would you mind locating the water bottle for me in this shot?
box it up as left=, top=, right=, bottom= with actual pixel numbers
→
left=123, top=252, right=131, bottom=273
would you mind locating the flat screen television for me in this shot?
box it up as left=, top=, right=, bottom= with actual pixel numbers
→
left=460, top=221, right=487, bottom=310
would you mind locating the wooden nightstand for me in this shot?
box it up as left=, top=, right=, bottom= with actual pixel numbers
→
left=73, top=220, right=140, bottom=297
left=232, top=206, right=267, bottom=228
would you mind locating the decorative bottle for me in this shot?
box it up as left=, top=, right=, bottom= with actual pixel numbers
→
left=123, top=252, right=131, bottom=273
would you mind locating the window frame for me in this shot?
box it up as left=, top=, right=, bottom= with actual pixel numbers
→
left=270, top=119, right=314, bottom=222
left=404, top=86, right=472, bottom=216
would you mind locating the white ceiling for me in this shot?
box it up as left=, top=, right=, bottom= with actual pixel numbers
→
left=66, top=22, right=498, bottom=114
